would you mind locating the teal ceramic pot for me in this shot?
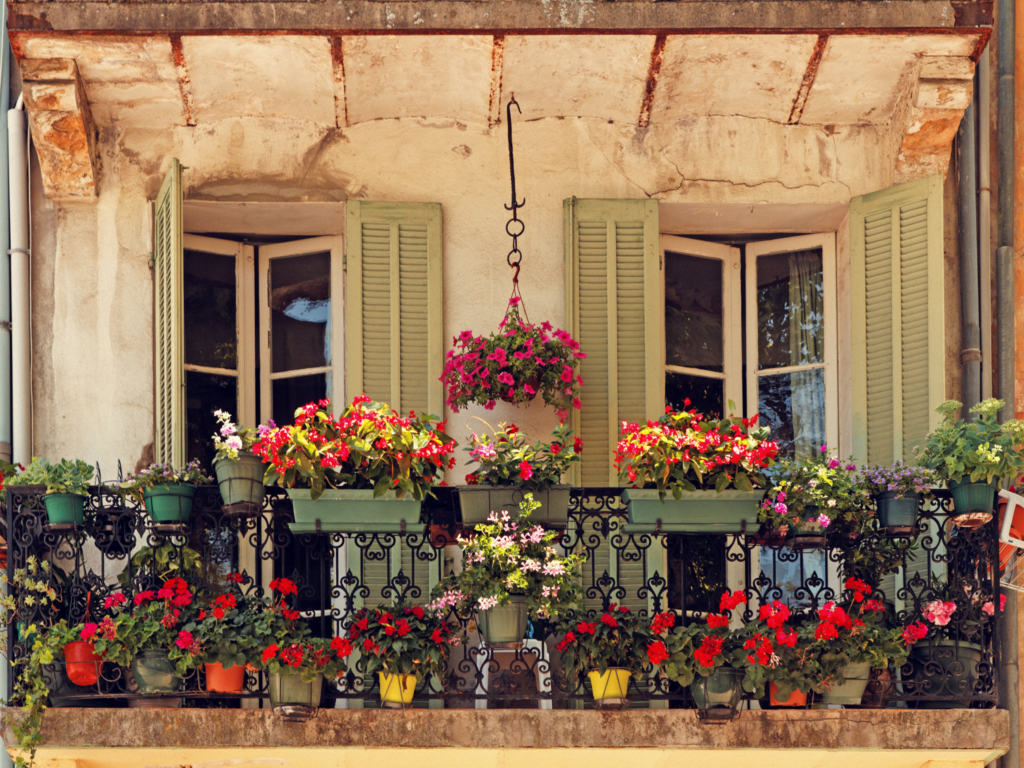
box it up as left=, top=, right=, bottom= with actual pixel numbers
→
left=143, top=484, right=196, bottom=524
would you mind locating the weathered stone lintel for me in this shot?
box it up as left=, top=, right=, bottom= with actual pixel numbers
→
left=0, top=707, right=1010, bottom=753
left=21, top=58, right=98, bottom=201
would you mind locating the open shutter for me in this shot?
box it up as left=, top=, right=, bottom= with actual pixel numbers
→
left=563, top=198, right=661, bottom=486
left=153, top=158, right=184, bottom=465
left=850, top=175, right=945, bottom=603
left=850, top=174, right=944, bottom=466
left=346, top=201, right=443, bottom=417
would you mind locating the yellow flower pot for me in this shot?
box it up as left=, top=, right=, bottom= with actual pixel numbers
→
left=588, top=668, right=631, bottom=701
left=379, top=672, right=417, bottom=706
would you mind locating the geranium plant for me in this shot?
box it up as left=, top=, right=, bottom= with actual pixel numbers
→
left=615, top=404, right=778, bottom=498
left=441, top=297, right=585, bottom=418
left=463, top=422, right=582, bottom=490
left=260, top=636, right=353, bottom=684
left=344, top=603, right=457, bottom=682
left=430, top=495, right=585, bottom=620
left=860, top=462, right=936, bottom=499
left=916, top=578, right=1005, bottom=643
left=255, top=396, right=455, bottom=502
left=554, top=604, right=677, bottom=684
left=758, top=448, right=872, bottom=536
left=193, top=572, right=264, bottom=670
left=917, top=399, right=1024, bottom=486
left=212, top=409, right=269, bottom=461
left=117, top=460, right=213, bottom=505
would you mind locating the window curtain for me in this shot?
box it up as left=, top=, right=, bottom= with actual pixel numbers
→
left=787, top=251, right=826, bottom=457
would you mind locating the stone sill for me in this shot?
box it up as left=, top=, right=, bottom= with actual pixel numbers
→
left=1, top=707, right=1009, bottom=753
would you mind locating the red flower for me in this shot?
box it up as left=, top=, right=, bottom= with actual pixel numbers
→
left=719, top=590, right=747, bottom=612
left=282, top=608, right=300, bottom=622
left=814, top=621, right=839, bottom=641
left=330, top=636, right=353, bottom=657
left=213, top=607, right=225, bottom=620
left=600, top=613, right=619, bottom=628
left=172, top=593, right=193, bottom=607
left=577, top=621, right=597, bottom=636
left=175, top=630, right=195, bottom=650
left=133, top=590, right=156, bottom=606
left=706, top=613, right=730, bottom=629
left=225, top=573, right=244, bottom=584
left=758, top=601, right=791, bottom=629
left=269, top=577, right=298, bottom=596
left=280, top=644, right=305, bottom=667
left=573, top=438, right=584, bottom=454
left=363, top=638, right=379, bottom=654
left=775, top=626, right=798, bottom=648
left=863, top=599, right=885, bottom=613
left=407, top=606, right=425, bottom=620
left=694, top=636, right=724, bottom=667
left=902, top=621, right=928, bottom=646
left=103, top=593, right=127, bottom=610
left=646, top=641, right=669, bottom=665
left=80, top=623, right=98, bottom=642
left=650, top=612, right=675, bottom=634
left=396, top=619, right=412, bottom=637
left=431, top=628, right=446, bottom=644
left=214, top=593, right=237, bottom=610
left=262, top=644, right=280, bottom=663
left=844, top=577, right=872, bottom=603
left=519, top=461, right=533, bottom=482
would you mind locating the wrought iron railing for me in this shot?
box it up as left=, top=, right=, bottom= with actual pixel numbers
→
left=4, top=484, right=1001, bottom=708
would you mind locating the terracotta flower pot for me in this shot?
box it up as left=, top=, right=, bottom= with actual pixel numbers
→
left=769, top=681, right=806, bottom=707
left=205, top=662, right=245, bottom=694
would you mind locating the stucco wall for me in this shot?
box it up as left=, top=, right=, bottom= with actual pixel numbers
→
left=29, top=114, right=913, bottom=472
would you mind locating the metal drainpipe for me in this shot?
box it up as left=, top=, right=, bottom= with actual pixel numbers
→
left=8, top=96, right=28, bottom=467
left=958, top=94, right=981, bottom=416
left=979, top=46, right=993, bottom=401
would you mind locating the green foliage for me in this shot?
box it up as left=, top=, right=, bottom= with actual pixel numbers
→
left=256, top=397, right=455, bottom=502
left=554, top=605, right=674, bottom=682
left=346, top=603, right=457, bottom=680
left=116, top=540, right=203, bottom=587
left=615, top=404, right=778, bottom=498
left=0, top=557, right=59, bottom=659
left=917, top=399, right=1024, bottom=486
left=431, top=495, right=585, bottom=621
left=14, top=457, right=93, bottom=496
left=463, top=422, right=581, bottom=491
left=117, top=460, right=212, bottom=504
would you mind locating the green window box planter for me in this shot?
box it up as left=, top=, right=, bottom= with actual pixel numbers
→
left=458, top=486, right=571, bottom=529
left=286, top=488, right=424, bottom=533
left=143, top=484, right=196, bottom=525
left=42, top=493, right=85, bottom=527
left=213, top=452, right=266, bottom=517
left=621, top=488, right=763, bottom=533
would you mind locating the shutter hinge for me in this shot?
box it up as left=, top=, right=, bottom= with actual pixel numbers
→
left=148, top=251, right=155, bottom=270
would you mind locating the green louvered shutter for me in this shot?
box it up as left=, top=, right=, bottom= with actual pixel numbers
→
left=563, top=198, right=661, bottom=486
left=346, top=201, right=443, bottom=417
left=153, top=159, right=185, bottom=465
left=850, top=175, right=945, bottom=604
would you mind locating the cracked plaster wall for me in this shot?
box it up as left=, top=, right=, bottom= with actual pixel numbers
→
left=33, top=114, right=902, bottom=469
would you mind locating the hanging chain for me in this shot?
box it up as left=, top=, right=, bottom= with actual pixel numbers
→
left=504, top=95, right=529, bottom=323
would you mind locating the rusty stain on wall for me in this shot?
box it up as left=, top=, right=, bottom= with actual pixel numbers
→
left=170, top=34, right=197, bottom=127
left=788, top=34, right=829, bottom=124
left=637, top=34, right=667, bottom=129
left=488, top=34, right=506, bottom=127
left=331, top=36, right=347, bottom=128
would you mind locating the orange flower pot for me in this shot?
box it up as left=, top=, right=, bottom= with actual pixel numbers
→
left=769, top=681, right=806, bottom=707
left=64, top=641, right=102, bottom=687
left=205, top=662, right=246, bottom=693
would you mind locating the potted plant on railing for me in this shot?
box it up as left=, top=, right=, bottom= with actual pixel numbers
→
left=12, top=457, right=93, bottom=528
left=345, top=603, right=458, bottom=708
left=758, top=448, right=871, bottom=549
left=615, top=405, right=778, bottom=533
left=458, top=422, right=581, bottom=528
left=441, top=296, right=585, bottom=418
left=554, top=605, right=677, bottom=707
left=904, top=578, right=1000, bottom=709
left=193, top=572, right=263, bottom=694
left=212, top=410, right=270, bottom=518
left=118, top=461, right=213, bottom=527
left=256, top=396, right=455, bottom=533
left=917, top=399, right=1024, bottom=528
left=859, top=462, right=936, bottom=536
left=85, top=578, right=203, bottom=698
left=431, top=495, right=584, bottom=646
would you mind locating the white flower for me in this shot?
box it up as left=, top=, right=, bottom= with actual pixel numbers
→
left=827, top=499, right=837, bottom=508
left=226, top=436, right=243, bottom=450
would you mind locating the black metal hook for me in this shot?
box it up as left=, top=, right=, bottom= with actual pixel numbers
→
left=504, top=95, right=525, bottom=270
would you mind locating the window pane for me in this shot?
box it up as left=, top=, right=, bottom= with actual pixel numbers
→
left=762, top=549, right=828, bottom=610
left=272, top=372, right=329, bottom=428
left=758, top=368, right=826, bottom=458
left=667, top=535, right=726, bottom=620
left=184, top=250, right=236, bottom=369
left=665, top=252, right=723, bottom=372
left=270, top=252, right=331, bottom=373
left=185, top=370, right=237, bottom=467
left=756, top=249, right=823, bottom=370
left=666, top=371, right=723, bottom=419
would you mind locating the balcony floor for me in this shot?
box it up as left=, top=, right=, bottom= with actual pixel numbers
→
left=1, top=707, right=1009, bottom=768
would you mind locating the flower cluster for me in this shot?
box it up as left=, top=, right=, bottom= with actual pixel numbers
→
left=859, top=462, right=936, bottom=500
left=346, top=604, right=457, bottom=680
left=555, top=604, right=678, bottom=682
left=212, top=409, right=269, bottom=462
left=918, top=399, right=1024, bottom=486
left=255, top=396, right=455, bottom=502
left=923, top=600, right=956, bottom=627
left=441, top=298, right=585, bottom=418
left=432, top=494, right=584, bottom=620
left=615, top=404, right=778, bottom=498
left=117, top=460, right=213, bottom=504
left=463, top=422, right=582, bottom=491
left=259, top=635, right=353, bottom=682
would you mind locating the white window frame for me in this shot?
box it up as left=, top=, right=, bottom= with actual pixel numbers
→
left=659, top=235, right=743, bottom=414
left=258, top=236, right=346, bottom=422
left=743, top=233, right=839, bottom=452
left=182, top=233, right=257, bottom=427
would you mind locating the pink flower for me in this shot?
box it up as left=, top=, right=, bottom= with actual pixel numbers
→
left=497, top=372, right=514, bottom=386
left=509, top=297, right=521, bottom=306
left=828, top=459, right=840, bottom=469
left=80, top=623, right=98, bottom=641
left=983, top=601, right=995, bottom=616
left=524, top=384, right=536, bottom=395
left=923, top=600, right=957, bottom=626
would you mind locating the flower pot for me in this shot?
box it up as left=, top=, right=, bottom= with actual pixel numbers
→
left=821, top=661, right=872, bottom=706
left=42, top=493, right=85, bottom=527
left=143, top=484, right=196, bottom=525
left=948, top=480, right=996, bottom=528
left=458, top=486, right=571, bottom=529
left=477, top=595, right=529, bottom=645
left=63, top=641, right=102, bottom=687
left=205, top=662, right=245, bottom=694
left=906, top=639, right=985, bottom=709
left=876, top=491, right=920, bottom=536
left=269, top=672, right=323, bottom=712
left=379, top=672, right=417, bottom=706
left=786, top=507, right=828, bottom=549
left=690, top=666, right=743, bottom=719
left=130, top=651, right=181, bottom=694
left=858, top=666, right=894, bottom=709
left=769, top=681, right=806, bottom=707
left=214, top=452, right=266, bottom=517
left=621, top=488, right=763, bottom=533
left=588, top=668, right=631, bottom=704
left=286, top=488, right=423, bottom=533
left=47, top=662, right=102, bottom=707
